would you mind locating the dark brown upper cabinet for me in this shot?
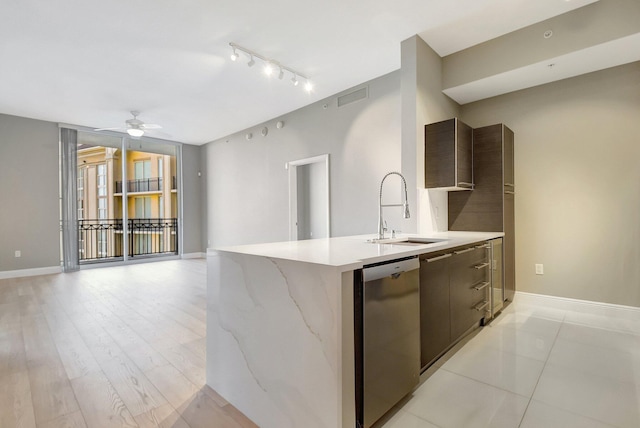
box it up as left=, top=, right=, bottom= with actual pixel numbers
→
left=425, top=118, right=473, bottom=191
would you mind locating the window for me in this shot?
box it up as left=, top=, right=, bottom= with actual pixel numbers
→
left=98, top=230, right=107, bottom=257
left=134, top=160, right=151, bottom=180
left=77, top=168, right=84, bottom=220
left=134, top=196, right=152, bottom=219
left=97, top=164, right=107, bottom=197
left=158, top=158, right=163, bottom=179
left=98, top=197, right=107, bottom=220
left=159, top=196, right=164, bottom=218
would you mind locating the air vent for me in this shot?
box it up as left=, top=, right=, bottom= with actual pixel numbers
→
left=337, top=87, right=368, bottom=107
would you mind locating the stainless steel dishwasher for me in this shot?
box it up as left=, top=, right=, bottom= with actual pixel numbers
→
left=359, top=257, right=420, bottom=428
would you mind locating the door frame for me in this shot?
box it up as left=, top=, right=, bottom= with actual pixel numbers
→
left=286, top=154, right=330, bottom=241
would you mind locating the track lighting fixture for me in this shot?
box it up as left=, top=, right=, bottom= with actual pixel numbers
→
left=229, top=42, right=313, bottom=92
left=230, top=47, right=239, bottom=61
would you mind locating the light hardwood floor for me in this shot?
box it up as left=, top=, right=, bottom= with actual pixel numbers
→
left=0, top=259, right=257, bottom=428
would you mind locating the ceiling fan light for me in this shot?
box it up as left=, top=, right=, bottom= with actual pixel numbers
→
left=127, top=127, right=144, bottom=137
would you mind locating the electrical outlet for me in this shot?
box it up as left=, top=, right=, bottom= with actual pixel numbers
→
left=14, top=250, right=21, bottom=258
left=535, top=264, right=544, bottom=275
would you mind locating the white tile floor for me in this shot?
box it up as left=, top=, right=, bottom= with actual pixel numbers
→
left=379, top=293, right=640, bottom=428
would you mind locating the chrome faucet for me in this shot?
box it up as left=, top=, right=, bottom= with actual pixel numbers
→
left=378, top=172, right=410, bottom=240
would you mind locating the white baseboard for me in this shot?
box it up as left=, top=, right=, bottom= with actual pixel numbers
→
left=515, top=291, right=640, bottom=317
left=0, top=266, right=62, bottom=280
left=182, top=252, right=205, bottom=259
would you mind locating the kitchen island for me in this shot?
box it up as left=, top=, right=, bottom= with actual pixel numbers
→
left=206, top=232, right=503, bottom=428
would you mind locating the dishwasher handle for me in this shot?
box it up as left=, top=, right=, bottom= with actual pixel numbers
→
left=363, top=258, right=419, bottom=282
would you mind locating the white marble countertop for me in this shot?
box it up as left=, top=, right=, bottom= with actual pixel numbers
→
left=209, top=231, right=504, bottom=271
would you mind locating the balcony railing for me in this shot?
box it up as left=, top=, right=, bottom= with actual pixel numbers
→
left=78, top=218, right=178, bottom=263
left=115, top=176, right=177, bottom=193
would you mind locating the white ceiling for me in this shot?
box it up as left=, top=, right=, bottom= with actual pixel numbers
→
left=0, top=0, right=605, bottom=145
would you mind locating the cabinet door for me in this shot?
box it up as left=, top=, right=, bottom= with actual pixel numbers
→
left=470, top=244, right=491, bottom=324
left=425, top=118, right=473, bottom=189
left=425, top=119, right=456, bottom=188
left=456, top=120, right=473, bottom=187
left=504, top=192, right=515, bottom=301
left=419, top=252, right=451, bottom=369
left=490, top=238, right=504, bottom=315
left=503, top=126, right=515, bottom=187
left=450, top=246, right=488, bottom=340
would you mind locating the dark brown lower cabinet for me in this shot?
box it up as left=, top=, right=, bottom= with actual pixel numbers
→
left=419, top=251, right=451, bottom=368
left=450, top=245, right=490, bottom=341
left=420, top=243, right=490, bottom=371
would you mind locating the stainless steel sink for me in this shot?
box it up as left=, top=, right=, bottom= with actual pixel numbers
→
left=368, top=237, right=445, bottom=245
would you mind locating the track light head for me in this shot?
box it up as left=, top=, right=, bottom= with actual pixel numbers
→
left=247, top=55, right=255, bottom=67
left=264, top=62, right=274, bottom=76
left=230, top=47, right=239, bottom=61
left=304, top=81, right=313, bottom=92
left=292, top=74, right=299, bottom=86
left=278, top=67, right=284, bottom=80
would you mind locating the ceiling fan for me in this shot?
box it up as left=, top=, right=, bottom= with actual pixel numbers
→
left=94, top=111, right=162, bottom=138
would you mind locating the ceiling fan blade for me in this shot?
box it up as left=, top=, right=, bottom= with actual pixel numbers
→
left=94, top=127, right=123, bottom=131
left=147, top=129, right=173, bottom=139
left=141, top=123, right=162, bottom=129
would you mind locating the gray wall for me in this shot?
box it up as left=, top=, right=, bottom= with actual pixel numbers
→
left=0, top=114, right=61, bottom=272
left=461, top=62, right=640, bottom=307
left=0, top=113, right=204, bottom=273
left=204, top=71, right=402, bottom=248
left=401, top=36, right=461, bottom=233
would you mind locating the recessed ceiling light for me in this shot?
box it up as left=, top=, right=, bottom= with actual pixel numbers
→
left=544, top=30, right=553, bottom=39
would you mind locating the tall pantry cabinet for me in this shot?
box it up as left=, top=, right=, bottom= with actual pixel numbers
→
left=447, top=124, right=515, bottom=301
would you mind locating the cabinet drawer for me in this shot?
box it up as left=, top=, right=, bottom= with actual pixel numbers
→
left=450, top=244, right=490, bottom=339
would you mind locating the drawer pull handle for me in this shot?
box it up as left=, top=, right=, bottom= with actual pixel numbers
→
left=457, top=182, right=474, bottom=188
left=424, top=253, right=452, bottom=263
left=475, top=244, right=490, bottom=249
left=505, top=190, right=515, bottom=195
left=474, top=262, right=490, bottom=270
left=454, top=247, right=475, bottom=255
left=474, top=300, right=489, bottom=311
left=473, top=281, right=490, bottom=291
left=505, top=183, right=515, bottom=187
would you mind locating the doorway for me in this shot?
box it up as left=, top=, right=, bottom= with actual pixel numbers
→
left=287, top=154, right=330, bottom=240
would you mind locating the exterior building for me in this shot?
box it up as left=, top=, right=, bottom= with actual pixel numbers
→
left=77, top=145, right=178, bottom=262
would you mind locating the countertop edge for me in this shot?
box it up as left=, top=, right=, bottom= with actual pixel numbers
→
left=207, top=232, right=504, bottom=272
